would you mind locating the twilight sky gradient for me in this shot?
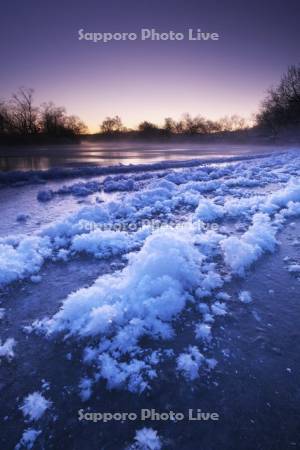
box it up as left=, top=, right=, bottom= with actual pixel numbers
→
left=1, top=0, right=300, bottom=132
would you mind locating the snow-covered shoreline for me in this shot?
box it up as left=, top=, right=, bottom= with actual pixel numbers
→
left=1, top=149, right=300, bottom=449
left=0, top=150, right=283, bottom=186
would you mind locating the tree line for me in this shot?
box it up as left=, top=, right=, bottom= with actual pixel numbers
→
left=256, top=64, right=300, bottom=132
left=0, top=64, right=299, bottom=143
left=99, top=113, right=249, bottom=137
left=0, top=88, right=87, bottom=141
left=99, top=64, right=300, bottom=137
left=0, top=88, right=249, bottom=142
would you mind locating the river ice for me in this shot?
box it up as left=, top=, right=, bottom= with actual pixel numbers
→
left=0, top=148, right=300, bottom=449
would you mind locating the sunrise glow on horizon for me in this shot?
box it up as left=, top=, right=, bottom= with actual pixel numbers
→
left=1, top=0, right=299, bottom=133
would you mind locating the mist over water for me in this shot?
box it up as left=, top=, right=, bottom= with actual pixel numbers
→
left=0, top=142, right=288, bottom=172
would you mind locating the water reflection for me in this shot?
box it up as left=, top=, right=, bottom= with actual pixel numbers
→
left=0, top=142, right=282, bottom=172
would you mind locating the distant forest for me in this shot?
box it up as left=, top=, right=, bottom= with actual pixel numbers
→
left=0, top=64, right=299, bottom=144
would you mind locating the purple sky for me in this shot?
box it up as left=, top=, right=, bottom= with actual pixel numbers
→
left=1, top=0, right=299, bottom=132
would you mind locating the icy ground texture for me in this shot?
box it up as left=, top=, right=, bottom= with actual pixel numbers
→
left=2, top=150, right=300, bottom=395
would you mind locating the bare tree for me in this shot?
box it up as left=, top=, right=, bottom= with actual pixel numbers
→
left=10, top=87, right=38, bottom=135
left=0, top=89, right=88, bottom=141
left=257, top=64, right=300, bottom=130
left=40, top=102, right=66, bottom=135
left=65, top=115, right=88, bottom=135
left=0, top=101, right=12, bottom=135
left=181, top=114, right=209, bottom=134
left=40, top=102, right=87, bottom=136
left=100, top=115, right=123, bottom=134
left=138, top=121, right=160, bottom=136
left=164, top=117, right=177, bottom=134
left=164, top=117, right=185, bottom=134
left=216, top=115, right=248, bottom=132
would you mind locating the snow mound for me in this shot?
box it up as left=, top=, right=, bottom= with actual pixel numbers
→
left=20, top=392, right=51, bottom=421
left=71, top=229, right=143, bottom=258
left=0, top=237, right=51, bottom=285
left=39, top=227, right=209, bottom=338
left=267, top=178, right=300, bottom=211
left=133, top=428, right=162, bottom=450
left=194, top=197, right=224, bottom=222
left=176, top=346, right=204, bottom=380
left=216, top=292, right=231, bottom=301
left=78, top=377, right=93, bottom=401
left=221, top=213, right=277, bottom=275
left=97, top=354, right=155, bottom=393
left=195, top=323, right=212, bottom=342
left=238, top=291, right=252, bottom=303
left=0, top=338, right=16, bottom=360
left=16, top=428, right=41, bottom=450
left=58, top=180, right=101, bottom=197
left=103, top=177, right=135, bottom=192
left=35, top=226, right=223, bottom=391
left=211, top=301, right=227, bottom=316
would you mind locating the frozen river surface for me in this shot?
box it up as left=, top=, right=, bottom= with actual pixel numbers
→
left=0, top=147, right=300, bottom=449
left=0, top=141, right=290, bottom=171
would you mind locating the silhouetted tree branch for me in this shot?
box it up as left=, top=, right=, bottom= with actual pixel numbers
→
left=257, top=64, right=300, bottom=131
